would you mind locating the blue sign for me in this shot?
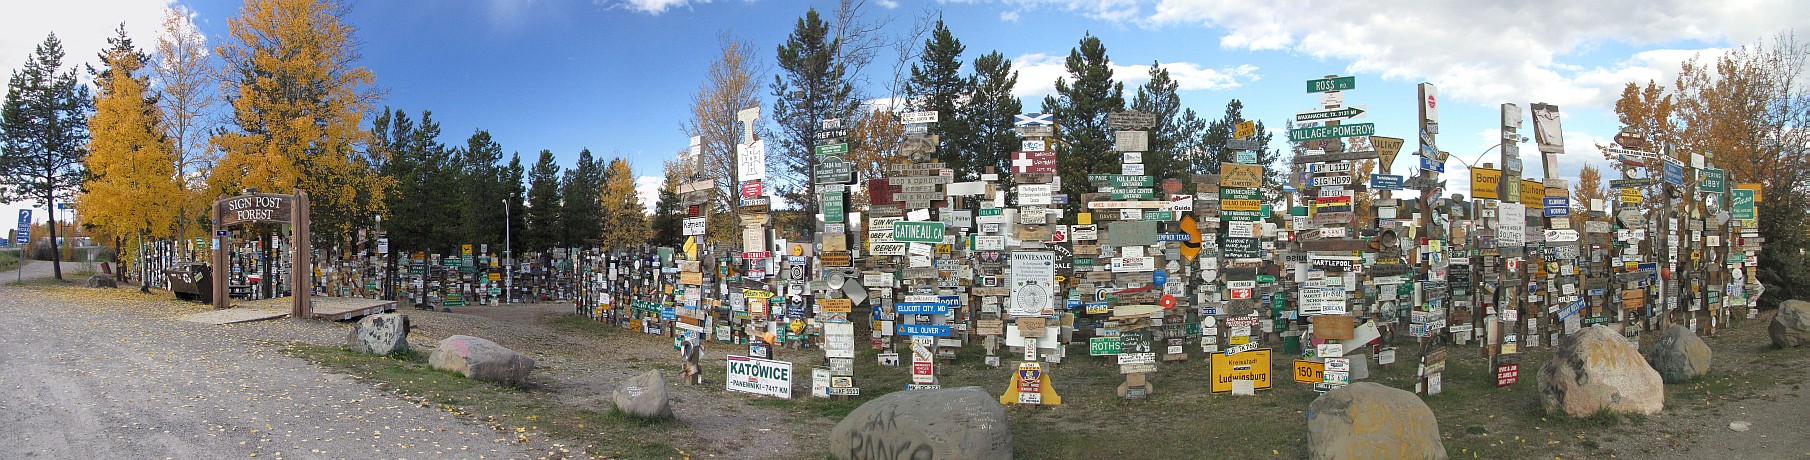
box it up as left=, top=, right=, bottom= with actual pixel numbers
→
left=1156, top=233, right=1190, bottom=242
left=1542, top=197, right=1571, bottom=217
left=894, top=302, right=949, bottom=315
left=1556, top=299, right=1585, bottom=320
left=1419, top=156, right=1445, bottom=173
left=896, top=324, right=952, bottom=337
left=1067, top=299, right=1083, bottom=308
left=1370, top=174, right=1404, bottom=190
left=660, top=306, right=677, bottom=321
left=938, top=295, right=963, bottom=306
left=14, top=210, right=30, bottom=245
left=1153, top=270, right=1168, bottom=286
left=1663, top=161, right=1685, bottom=186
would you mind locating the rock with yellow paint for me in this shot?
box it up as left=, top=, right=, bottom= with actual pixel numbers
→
left=1306, top=382, right=1446, bottom=460
left=1538, top=325, right=1664, bottom=417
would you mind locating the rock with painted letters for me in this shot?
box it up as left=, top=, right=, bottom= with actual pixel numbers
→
left=829, top=386, right=1011, bottom=460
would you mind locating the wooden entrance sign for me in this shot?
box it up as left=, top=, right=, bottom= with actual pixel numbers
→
left=211, top=191, right=312, bottom=319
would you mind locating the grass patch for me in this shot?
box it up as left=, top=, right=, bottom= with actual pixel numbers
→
left=283, top=343, right=687, bottom=459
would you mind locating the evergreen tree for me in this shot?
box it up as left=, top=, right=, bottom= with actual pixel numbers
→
left=770, top=8, right=860, bottom=216
left=1043, top=34, right=1125, bottom=197
left=455, top=130, right=507, bottom=247
left=1130, top=62, right=1184, bottom=181
left=560, top=148, right=604, bottom=247
left=504, top=151, right=525, bottom=257
left=372, top=108, right=452, bottom=253
left=79, top=25, right=181, bottom=290
left=649, top=159, right=684, bottom=248
left=524, top=149, right=562, bottom=251
left=958, top=51, right=1021, bottom=179
left=1199, top=100, right=1278, bottom=187
left=597, top=157, right=648, bottom=251
left=0, top=33, right=91, bottom=281
left=903, top=19, right=972, bottom=176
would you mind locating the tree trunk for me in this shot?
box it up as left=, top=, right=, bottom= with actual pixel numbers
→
left=46, top=202, right=62, bottom=281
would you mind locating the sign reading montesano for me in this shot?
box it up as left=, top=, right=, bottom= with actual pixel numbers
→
left=215, top=193, right=294, bottom=226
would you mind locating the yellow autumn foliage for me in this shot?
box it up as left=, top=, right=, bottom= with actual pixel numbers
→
left=80, top=37, right=182, bottom=261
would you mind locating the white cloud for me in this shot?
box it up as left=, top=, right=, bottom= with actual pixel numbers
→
left=635, top=175, right=663, bottom=213
left=611, top=0, right=708, bottom=15
left=1140, top=0, right=1806, bottom=109
left=0, top=0, right=172, bottom=85
left=1009, top=52, right=1259, bottom=100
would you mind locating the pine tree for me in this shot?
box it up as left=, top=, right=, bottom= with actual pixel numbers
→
left=455, top=130, right=507, bottom=247
left=1043, top=34, right=1125, bottom=197
left=958, top=51, right=1021, bottom=179
left=560, top=148, right=604, bottom=247
left=770, top=8, right=861, bottom=216
left=504, top=151, right=525, bottom=257
left=372, top=108, right=448, bottom=252
left=212, top=0, right=387, bottom=242
left=524, top=149, right=563, bottom=251
left=903, top=19, right=972, bottom=176
left=1130, top=62, right=1183, bottom=181
left=1, top=33, right=91, bottom=281
left=1198, top=100, right=1279, bottom=187
left=597, top=158, right=649, bottom=251
left=79, top=25, right=182, bottom=290
left=649, top=158, right=684, bottom=248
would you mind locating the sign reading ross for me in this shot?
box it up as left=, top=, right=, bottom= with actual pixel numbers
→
left=1306, top=76, right=1356, bottom=93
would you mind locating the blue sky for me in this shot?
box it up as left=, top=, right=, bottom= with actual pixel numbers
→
left=3, top=0, right=1805, bottom=225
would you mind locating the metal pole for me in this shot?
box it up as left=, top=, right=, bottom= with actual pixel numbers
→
left=504, top=198, right=512, bottom=304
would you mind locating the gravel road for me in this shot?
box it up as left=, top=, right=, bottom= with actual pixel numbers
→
left=0, top=261, right=556, bottom=459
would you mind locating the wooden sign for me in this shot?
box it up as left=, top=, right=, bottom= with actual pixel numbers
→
left=818, top=298, right=853, bottom=313
left=821, top=251, right=852, bottom=267
left=1220, top=163, right=1265, bottom=188
left=1017, top=317, right=1048, bottom=337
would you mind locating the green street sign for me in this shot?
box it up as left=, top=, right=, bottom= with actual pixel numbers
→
left=1220, top=187, right=1262, bottom=200
left=822, top=191, right=846, bottom=223
left=1089, top=337, right=1122, bottom=356
left=978, top=208, right=1003, bottom=217
left=1220, top=210, right=1264, bottom=222
left=1111, top=189, right=1155, bottom=200
left=1733, top=188, right=1755, bottom=220
left=892, top=221, right=946, bottom=243
left=1140, top=211, right=1174, bottom=221
left=1257, top=274, right=1276, bottom=283
left=1306, top=76, right=1356, bottom=93
left=815, top=143, right=849, bottom=155
left=1698, top=168, right=1725, bottom=193
left=1288, top=123, right=1376, bottom=142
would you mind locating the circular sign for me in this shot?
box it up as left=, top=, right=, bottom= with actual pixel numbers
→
left=1161, top=178, right=1183, bottom=194
left=1152, top=270, right=1168, bottom=286
left=828, top=273, right=846, bottom=290
left=1159, top=294, right=1176, bottom=310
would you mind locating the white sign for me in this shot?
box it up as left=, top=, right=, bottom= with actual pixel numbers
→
left=726, top=356, right=793, bottom=399
left=1123, top=163, right=1146, bottom=175
left=823, top=322, right=855, bottom=359
left=901, top=110, right=939, bottom=125
left=683, top=217, right=707, bottom=236
left=1306, top=162, right=1353, bottom=174
left=738, top=140, right=767, bottom=181
left=1018, top=184, right=1053, bottom=206
left=1009, top=252, right=1057, bottom=317
left=1022, top=140, right=1046, bottom=152
left=871, top=242, right=909, bottom=256
left=1544, top=229, right=1580, bottom=242
left=1498, top=203, right=1526, bottom=247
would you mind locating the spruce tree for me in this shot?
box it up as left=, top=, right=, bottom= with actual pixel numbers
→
left=524, top=149, right=563, bottom=252
left=903, top=19, right=972, bottom=177
left=770, top=8, right=860, bottom=216
left=1042, top=34, right=1125, bottom=197
left=959, top=52, right=1021, bottom=179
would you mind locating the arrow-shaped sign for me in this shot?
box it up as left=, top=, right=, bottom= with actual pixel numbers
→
left=1295, top=106, right=1367, bottom=123
left=1014, top=113, right=1053, bottom=126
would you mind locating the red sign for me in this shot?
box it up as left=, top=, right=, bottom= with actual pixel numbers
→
left=741, top=181, right=763, bottom=198
left=913, top=361, right=935, bottom=384
left=1016, top=367, right=1042, bottom=393
left=1495, top=363, right=1519, bottom=387
left=1011, top=151, right=1057, bottom=174
left=687, top=204, right=701, bottom=218
left=742, top=251, right=771, bottom=260
left=1159, top=294, right=1176, bottom=310
left=868, top=178, right=896, bottom=205
left=1228, top=288, right=1253, bottom=300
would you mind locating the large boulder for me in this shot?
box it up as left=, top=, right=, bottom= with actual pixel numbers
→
left=829, top=386, right=1011, bottom=460
left=429, top=335, right=535, bottom=385
left=1306, top=382, right=1445, bottom=460
left=346, top=313, right=411, bottom=356
left=612, top=370, right=673, bottom=419
left=86, top=273, right=117, bottom=288
left=1770, top=300, right=1810, bottom=348
left=1645, top=325, right=1712, bottom=383
left=1538, top=325, right=1664, bottom=417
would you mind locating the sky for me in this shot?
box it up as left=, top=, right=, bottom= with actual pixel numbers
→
left=2, top=0, right=1805, bottom=228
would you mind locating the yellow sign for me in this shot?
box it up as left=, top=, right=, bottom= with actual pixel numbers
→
left=488, top=272, right=502, bottom=282
left=1000, top=362, right=1063, bottom=406
left=818, top=298, right=852, bottom=313
left=1229, top=335, right=1250, bottom=345
left=1210, top=348, right=1273, bottom=393
left=1371, top=136, right=1405, bottom=172
left=1222, top=199, right=1262, bottom=211
left=1293, top=359, right=1326, bottom=384
left=1737, top=183, right=1762, bottom=202
left=1179, top=214, right=1201, bottom=262
left=1619, top=188, right=1643, bottom=203
left=1220, top=163, right=1265, bottom=188
left=1234, top=120, right=1256, bottom=139
left=461, top=244, right=473, bottom=256
left=1469, top=167, right=1501, bottom=200
left=683, top=236, right=699, bottom=259
left=1520, top=179, right=1543, bottom=207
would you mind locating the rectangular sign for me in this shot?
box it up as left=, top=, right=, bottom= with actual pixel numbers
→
left=1211, top=348, right=1273, bottom=393
left=726, top=356, right=793, bottom=399
left=892, top=221, right=946, bottom=243
left=1288, top=123, right=1376, bottom=142
left=1306, top=76, right=1356, bottom=93
left=897, top=324, right=952, bottom=336
left=900, top=110, right=939, bottom=124
left=1295, top=106, right=1366, bottom=123
left=1009, top=252, right=1057, bottom=317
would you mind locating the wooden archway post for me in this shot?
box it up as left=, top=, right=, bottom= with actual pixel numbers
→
left=292, top=191, right=310, bottom=319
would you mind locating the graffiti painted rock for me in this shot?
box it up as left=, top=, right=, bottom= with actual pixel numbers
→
left=1645, top=325, right=1711, bottom=383
left=829, top=386, right=1011, bottom=460
left=429, top=335, right=535, bottom=385
left=346, top=313, right=410, bottom=355
left=1769, top=300, right=1810, bottom=348
left=1538, top=325, right=1664, bottom=417
left=612, top=370, right=672, bottom=419
left=1306, top=382, right=1445, bottom=460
